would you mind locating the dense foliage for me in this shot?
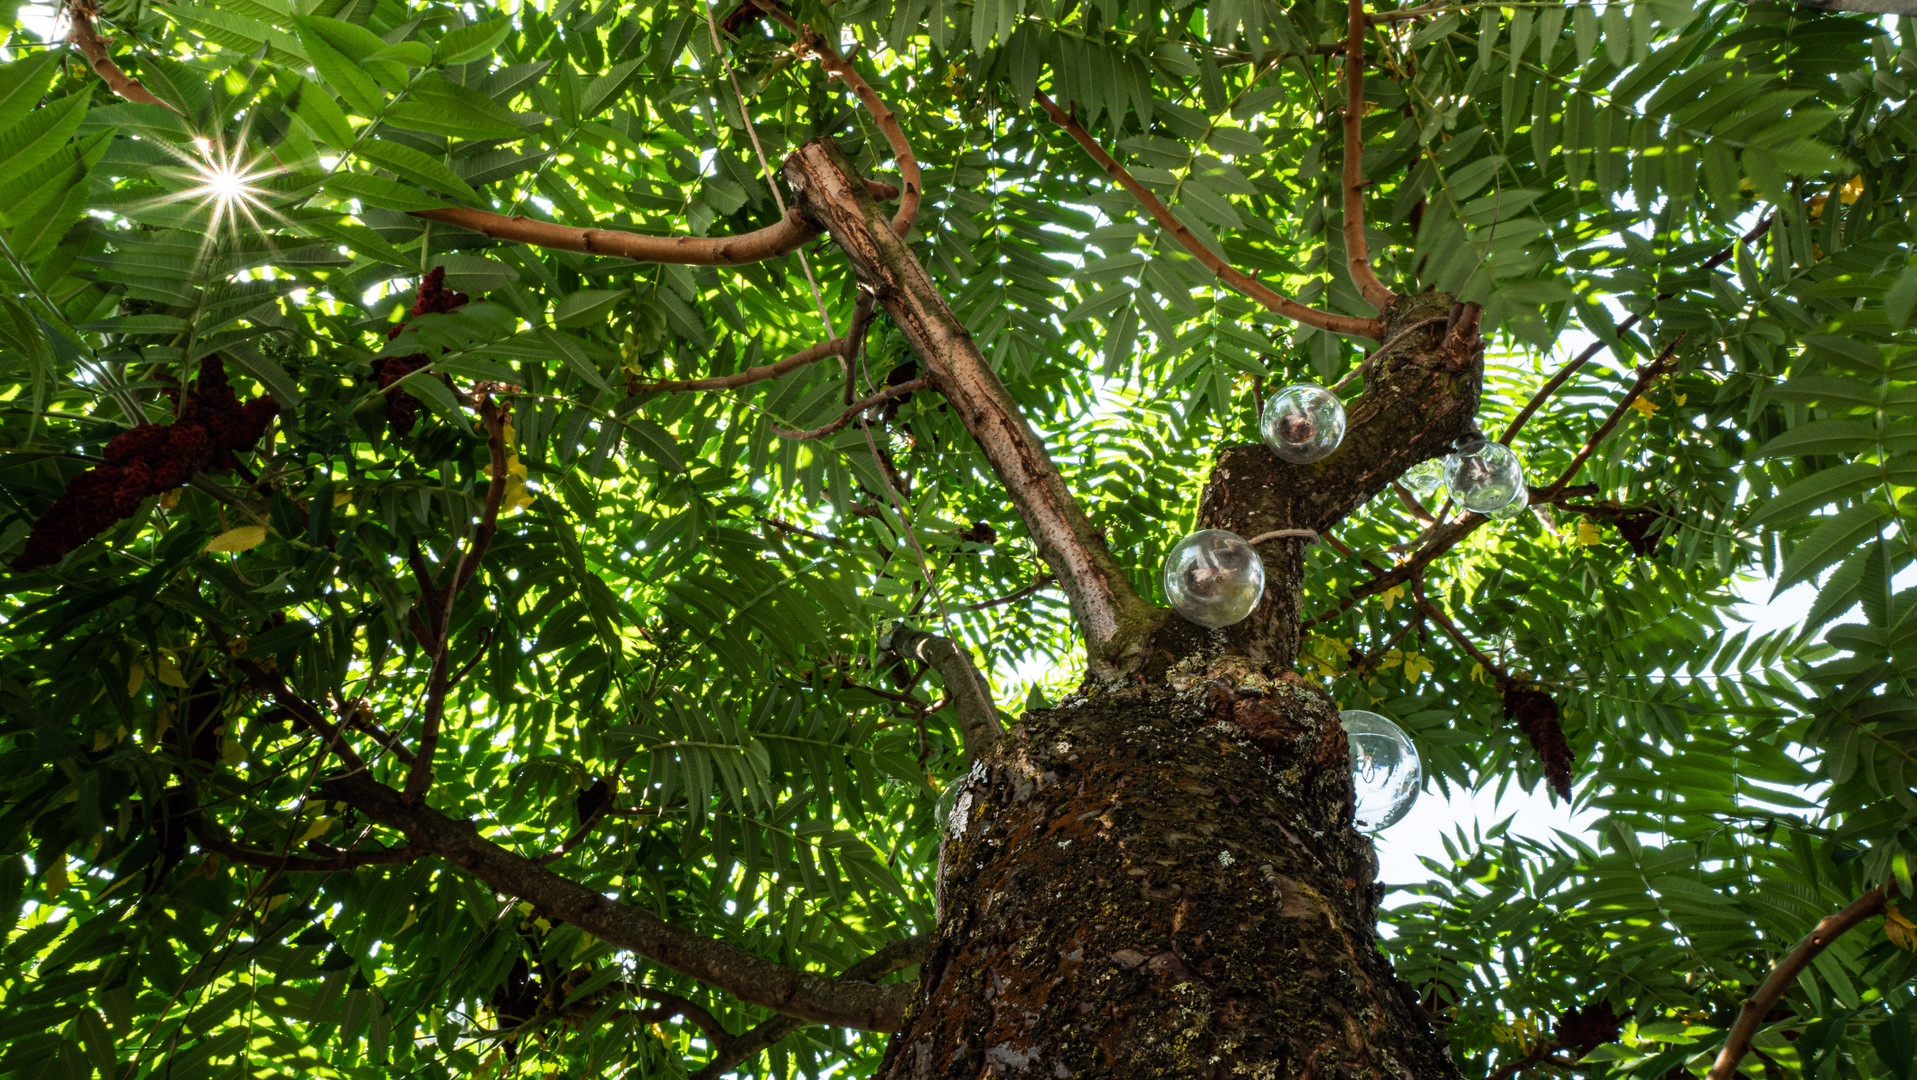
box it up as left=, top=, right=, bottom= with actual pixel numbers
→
left=0, top=0, right=1912, bottom=1076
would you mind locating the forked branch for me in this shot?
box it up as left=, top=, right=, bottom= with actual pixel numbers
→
left=748, top=0, right=923, bottom=237
left=773, top=377, right=931, bottom=440
left=881, top=626, right=1001, bottom=758
left=1036, top=91, right=1383, bottom=340
left=627, top=336, right=852, bottom=394
left=1706, top=884, right=1894, bottom=1080
left=1343, top=0, right=1398, bottom=311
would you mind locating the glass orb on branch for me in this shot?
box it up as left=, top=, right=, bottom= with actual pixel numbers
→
left=1485, top=485, right=1531, bottom=522
left=1444, top=437, right=1525, bottom=514
left=1260, top=384, right=1346, bottom=464
left=1162, top=529, right=1265, bottom=627
left=1338, top=709, right=1422, bottom=831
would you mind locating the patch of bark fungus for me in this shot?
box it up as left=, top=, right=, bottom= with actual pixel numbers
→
left=879, top=679, right=1459, bottom=1080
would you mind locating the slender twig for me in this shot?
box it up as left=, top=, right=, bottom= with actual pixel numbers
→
left=234, top=660, right=367, bottom=773
left=626, top=986, right=732, bottom=1050
left=957, top=573, right=1056, bottom=613
left=1368, top=0, right=1454, bottom=23
left=1343, top=0, right=1398, bottom=311
left=1705, top=884, right=1895, bottom=1080
left=630, top=337, right=851, bottom=394
left=66, top=2, right=179, bottom=112
left=1537, top=335, right=1683, bottom=499
left=773, top=378, right=931, bottom=440
left=1035, top=90, right=1382, bottom=340
left=1409, top=572, right=1503, bottom=677
left=405, top=401, right=511, bottom=802
left=750, top=1, right=922, bottom=237
left=341, top=701, right=417, bottom=767
left=1500, top=215, right=1772, bottom=446
left=191, top=818, right=422, bottom=873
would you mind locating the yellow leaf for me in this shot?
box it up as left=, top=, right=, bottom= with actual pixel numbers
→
left=1674, top=392, right=1688, bottom=406
left=126, top=661, right=145, bottom=696
left=45, top=860, right=66, bottom=900
left=1888, top=904, right=1917, bottom=951
left=154, top=653, right=188, bottom=689
left=157, top=489, right=181, bottom=510
left=333, top=489, right=352, bottom=508
left=1576, top=519, right=1604, bottom=547
left=1840, top=175, right=1863, bottom=204
left=1629, top=396, right=1658, bottom=417
left=298, top=817, right=334, bottom=843
left=1402, top=651, right=1435, bottom=680
left=222, top=738, right=246, bottom=766
left=1469, top=662, right=1487, bottom=684
left=204, top=525, right=268, bottom=553
left=1380, top=584, right=1405, bottom=610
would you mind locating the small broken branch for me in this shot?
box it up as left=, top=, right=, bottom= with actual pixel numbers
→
left=880, top=626, right=1001, bottom=760
left=957, top=572, right=1056, bottom=613
left=67, top=2, right=178, bottom=112
left=1343, top=0, right=1398, bottom=311
left=1036, top=91, right=1382, bottom=340
left=318, top=770, right=915, bottom=1031
left=1705, top=884, right=1894, bottom=1080
left=773, top=377, right=931, bottom=441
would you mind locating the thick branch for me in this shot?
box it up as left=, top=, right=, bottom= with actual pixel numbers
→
left=690, top=935, right=932, bottom=1080
left=67, top=3, right=178, bottom=112
left=1706, top=884, right=1893, bottom=1080
left=1035, top=91, right=1382, bottom=340
left=773, top=377, right=931, bottom=440
left=881, top=627, right=1001, bottom=759
left=782, top=137, right=1162, bottom=676
left=317, top=771, right=914, bottom=1031
left=409, top=205, right=819, bottom=267
left=1343, top=0, right=1398, bottom=311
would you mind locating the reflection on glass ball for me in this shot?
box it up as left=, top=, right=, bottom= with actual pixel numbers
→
left=1338, top=709, right=1422, bottom=832
left=1260, top=384, right=1347, bottom=465
left=1444, top=438, right=1526, bottom=513
left=1485, top=485, right=1530, bottom=522
left=1162, top=529, right=1266, bottom=628
left=1401, top=457, right=1445, bottom=497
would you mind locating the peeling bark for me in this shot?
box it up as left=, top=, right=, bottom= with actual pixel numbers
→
left=882, top=681, right=1459, bottom=1080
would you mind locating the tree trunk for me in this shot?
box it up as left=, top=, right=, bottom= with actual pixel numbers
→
left=880, top=680, right=1460, bottom=1080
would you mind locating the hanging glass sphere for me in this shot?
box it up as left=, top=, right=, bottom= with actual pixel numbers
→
left=1443, top=438, right=1526, bottom=514
left=1162, top=529, right=1265, bottom=628
left=1485, top=485, right=1530, bottom=522
left=1401, top=457, right=1445, bottom=497
left=1338, top=709, right=1422, bottom=832
left=1260, top=383, right=1347, bottom=465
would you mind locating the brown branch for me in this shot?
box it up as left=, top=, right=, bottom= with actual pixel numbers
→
left=783, top=138, right=1163, bottom=677
left=957, top=572, right=1056, bottom=613
left=1409, top=572, right=1504, bottom=678
left=1343, top=0, right=1398, bottom=311
left=627, top=986, right=732, bottom=1049
left=191, top=817, right=422, bottom=874
left=689, top=935, right=932, bottom=1080
left=408, top=205, right=820, bottom=267
left=755, top=515, right=851, bottom=549
left=316, top=771, right=914, bottom=1031
left=1392, top=481, right=1436, bottom=526
left=1035, top=90, right=1383, bottom=340
left=1500, top=215, right=1772, bottom=446
left=750, top=2, right=923, bottom=237
left=1487, top=1042, right=1560, bottom=1080
left=629, top=336, right=850, bottom=394
left=1706, top=884, right=1895, bottom=1080
left=772, top=377, right=931, bottom=440
left=67, top=2, right=178, bottom=112
left=1537, top=335, right=1683, bottom=499
left=234, top=660, right=367, bottom=773
left=406, top=401, right=510, bottom=802
left=342, top=701, right=417, bottom=767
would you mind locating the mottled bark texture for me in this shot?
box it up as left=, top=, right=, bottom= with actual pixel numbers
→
left=1184, top=295, right=1485, bottom=671
left=881, top=678, right=1458, bottom=1080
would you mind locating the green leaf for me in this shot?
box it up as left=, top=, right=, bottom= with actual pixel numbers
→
left=1774, top=504, right=1890, bottom=596
left=0, top=95, right=88, bottom=193
left=434, top=17, right=515, bottom=66
left=319, top=171, right=452, bottom=212
left=354, top=139, right=479, bottom=201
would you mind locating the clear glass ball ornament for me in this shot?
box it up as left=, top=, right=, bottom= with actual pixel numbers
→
left=1162, top=529, right=1266, bottom=628
left=1485, top=485, right=1530, bottom=522
left=1443, top=438, right=1526, bottom=514
left=1260, top=384, right=1347, bottom=465
left=1401, top=457, right=1445, bottom=497
left=1338, top=709, right=1422, bottom=832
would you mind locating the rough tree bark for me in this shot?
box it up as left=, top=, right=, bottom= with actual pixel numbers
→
left=780, top=137, right=1479, bottom=1078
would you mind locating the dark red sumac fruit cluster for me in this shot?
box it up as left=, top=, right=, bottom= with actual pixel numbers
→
left=12, top=356, right=279, bottom=571
left=371, top=265, right=470, bottom=436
